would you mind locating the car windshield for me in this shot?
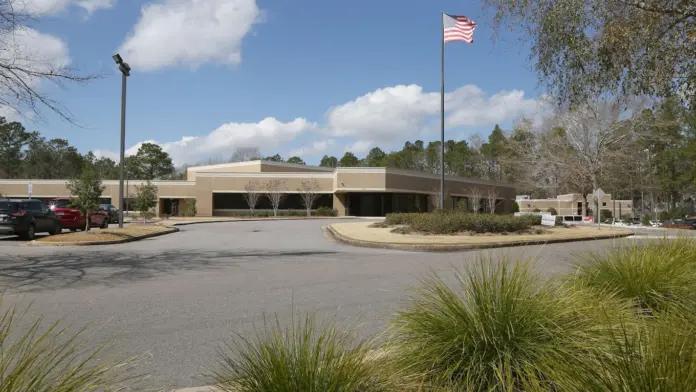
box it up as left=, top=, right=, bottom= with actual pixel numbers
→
left=51, top=200, right=71, bottom=208
left=0, top=202, right=18, bottom=213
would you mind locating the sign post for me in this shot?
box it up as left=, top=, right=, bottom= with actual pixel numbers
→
left=28, top=183, right=33, bottom=199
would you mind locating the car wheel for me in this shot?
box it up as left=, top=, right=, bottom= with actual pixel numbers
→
left=20, top=224, right=35, bottom=241
left=51, top=223, right=62, bottom=235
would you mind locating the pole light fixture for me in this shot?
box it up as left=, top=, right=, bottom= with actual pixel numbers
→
left=113, top=53, right=131, bottom=228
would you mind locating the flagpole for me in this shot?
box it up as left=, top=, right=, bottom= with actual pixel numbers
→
left=439, top=12, right=445, bottom=209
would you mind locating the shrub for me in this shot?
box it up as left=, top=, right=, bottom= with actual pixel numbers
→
left=642, top=214, right=651, bottom=226
left=512, top=201, right=520, bottom=213
left=384, top=213, right=419, bottom=226
left=571, top=238, right=696, bottom=314
left=555, top=216, right=565, bottom=226
left=313, top=206, right=338, bottom=217
left=457, top=199, right=469, bottom=211
left=211, top=315, right=389, bottom=392
left=0, top=300, right=144, bottom=391
left=384, top=212, right=541, bottom=234
left=389, top=259, right=612, bottom=391
left=600, top=209, right=613, bottom=221
left=533, top=208, right=541, bottom=212
left=368, top=221, right=389, bottom=228
left=547, top=207, right=557, bottom=215
left=185, top=199, right=197, bottom=217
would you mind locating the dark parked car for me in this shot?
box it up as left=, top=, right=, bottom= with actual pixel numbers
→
left=100, top=203, right=120, bottom=224
left=0, top=199, right=62, bottom=240
left=685, top=218, right=696, bottom=230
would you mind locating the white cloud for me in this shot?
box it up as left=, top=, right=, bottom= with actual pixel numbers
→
left=288, top=139, right=336, bottom=158
left=105, top=118, right=318, bottom=166
left=18, top=0, right=114, bottom=15
left=117, top=0, right=261, bottom=71
left=343, top=140, right=373, bottom=156
left=95, top=84, right=546, bottom=166
left=325, top=84, right=545, bottom=142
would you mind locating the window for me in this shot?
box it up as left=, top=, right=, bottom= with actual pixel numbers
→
left=51, top=199, right=71, bottom=208
left=602, top=202, right=607, bottom=206
left=22, top=201, right=41, bottom=211
left=0, top=202, right=18, bottom=213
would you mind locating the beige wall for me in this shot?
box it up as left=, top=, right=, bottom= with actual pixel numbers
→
left=0, top=166, right=516, bottom=217
left=518, top=196, right=633, bottom=217
left=187, top=162, right=262, bottom=180
left=333, top=194, right=346, bottom=216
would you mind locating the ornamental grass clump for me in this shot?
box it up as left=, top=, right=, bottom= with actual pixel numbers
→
left=388, top=258, right=615, bottom=391
left=571, top=237, right=696, bottom=314
left=0, top=300, right=145, bottom=392
left=211, top=314, right=389, bottom=392
left=577, top=311, right=696, bottom=392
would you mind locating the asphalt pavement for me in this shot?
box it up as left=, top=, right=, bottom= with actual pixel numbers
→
left=0, top=220, right=691, bottom=389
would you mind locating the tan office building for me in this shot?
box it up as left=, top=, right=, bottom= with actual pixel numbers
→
left=0, top=161, right=516, bottom=217
left=517, top=191, right=633, bottom=219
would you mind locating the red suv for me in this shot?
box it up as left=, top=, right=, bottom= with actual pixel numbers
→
left=48, top=199, right=109, bottom=231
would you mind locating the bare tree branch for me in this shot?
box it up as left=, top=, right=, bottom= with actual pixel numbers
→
left=470, top=187, right=483, bottom=214
left=427, top=187, right=441, bottom=211
left=486, top=187, right=499, bottom=214
left=297, top=179, right=320, bottom=217
left=263, top=179, right=286, bottom=217
left=0, top=0, right=105, bottom=124
left=243, top=180, right=262, bottom=213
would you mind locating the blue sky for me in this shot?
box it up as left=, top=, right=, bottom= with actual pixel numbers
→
left=16, top=0, right=546, bottom=166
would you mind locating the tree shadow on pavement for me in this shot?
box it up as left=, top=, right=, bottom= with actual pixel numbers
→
left=0, top=249, right=339, bottom=293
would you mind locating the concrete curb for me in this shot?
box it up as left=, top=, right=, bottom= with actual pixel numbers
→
left=325, top=225, right=634, bottom=252
left=24, top=227, right=179, bottom=247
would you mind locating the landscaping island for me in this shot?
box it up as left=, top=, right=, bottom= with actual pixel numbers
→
left=28, top=225, right=177, bottom=246
left=328, top=212, right=633, bottom=251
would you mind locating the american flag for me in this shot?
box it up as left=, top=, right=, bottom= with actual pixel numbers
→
left=443, top=14, right=476, bottom=44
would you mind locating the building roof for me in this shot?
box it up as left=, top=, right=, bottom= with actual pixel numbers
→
left=186, top=160, right=335, bottom=173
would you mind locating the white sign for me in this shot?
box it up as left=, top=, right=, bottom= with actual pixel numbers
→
left=28, top=183, right=32, bottom=196
left=541, top=215, right=556, bottom=227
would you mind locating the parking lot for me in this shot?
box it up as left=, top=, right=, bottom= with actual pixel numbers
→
left=0, top=219, right=691, bottom=389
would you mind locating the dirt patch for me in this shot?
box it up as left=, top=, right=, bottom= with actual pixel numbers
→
left=34, top=225, right=172, bottom=244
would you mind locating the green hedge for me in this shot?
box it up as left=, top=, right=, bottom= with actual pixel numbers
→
left=222, top=208, right=338, bottom=217
left=384, top=212, right=541, bottom=234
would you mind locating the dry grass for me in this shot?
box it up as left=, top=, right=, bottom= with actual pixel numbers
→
left=34, top=225, right=171, bottom=244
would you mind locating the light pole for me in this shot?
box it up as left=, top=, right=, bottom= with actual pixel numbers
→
left=113, top=54, right=130, bottom=228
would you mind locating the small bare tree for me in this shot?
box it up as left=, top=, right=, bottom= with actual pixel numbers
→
left=243, top=180, right=262, bottom=213
left=539, top=99, right=650, bottom=221
left=470, top=187, right=483, bottom=214
left=264, top=179, right=286, bottom=216
left=427, top=188, right=441, bottom=211
left=486, top=187, right=499, bottom=214
left=298, top=179, right=321, bottom=217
